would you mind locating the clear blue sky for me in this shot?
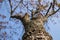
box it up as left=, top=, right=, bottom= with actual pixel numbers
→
left=0, top=0, right=60, bottom=40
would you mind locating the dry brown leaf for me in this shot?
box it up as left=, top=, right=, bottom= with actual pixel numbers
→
left=57, top=3, right=60, bottom=7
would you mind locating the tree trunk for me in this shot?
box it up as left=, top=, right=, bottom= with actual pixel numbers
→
left=22, top=18, right=52, bottom=40
left=11, top=13, right=53, bottom=40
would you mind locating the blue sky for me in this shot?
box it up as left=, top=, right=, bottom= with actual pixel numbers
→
left=0, top=0, right=60, bottom=40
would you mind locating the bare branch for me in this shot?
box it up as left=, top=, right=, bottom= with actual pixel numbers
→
left=11, top=14, right=23, bottom=21
left=8, top=0, right=12, bottom=15
left=45, top=0, right=60, bottom=17
left=9, top=0, right=23, bottom=17
left=45, top=3, right=52, bottom=17
left=12, top=0, right=23, bottom=14
left=47, top=7, right=60, bottom=17
left=52, top=0, right=55, bottom=12
left=31, top=10, right=35, bottom=18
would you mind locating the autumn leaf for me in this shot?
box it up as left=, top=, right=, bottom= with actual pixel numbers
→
left=57, top=3, right=60, bottom=7
left=55, top=0, right=60, bottom=7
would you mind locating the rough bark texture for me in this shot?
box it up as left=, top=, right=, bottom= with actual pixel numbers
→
left=22, top=14, right=52, bottom=40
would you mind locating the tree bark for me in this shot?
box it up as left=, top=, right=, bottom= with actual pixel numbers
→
left=22, top=16, right=52, bottom=40
left=11, top=13, right=53, bottom=40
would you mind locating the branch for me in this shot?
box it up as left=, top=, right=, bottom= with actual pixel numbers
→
left=10, top=14, right=23, bottom=21
left=45, top=0, right=56, bottom=17
left=11, top=0, right=22, bottom=14
left=47, top=7, right=60, bottom=17
left=8, top=0, right=12, bottom=15
left=52, top=0, right=55, bottom=12
left=45, top=3, right=52, bottom=17
left=9, top=0, right=23, bottom=17
left=31, top=10, right=35, bottom=18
